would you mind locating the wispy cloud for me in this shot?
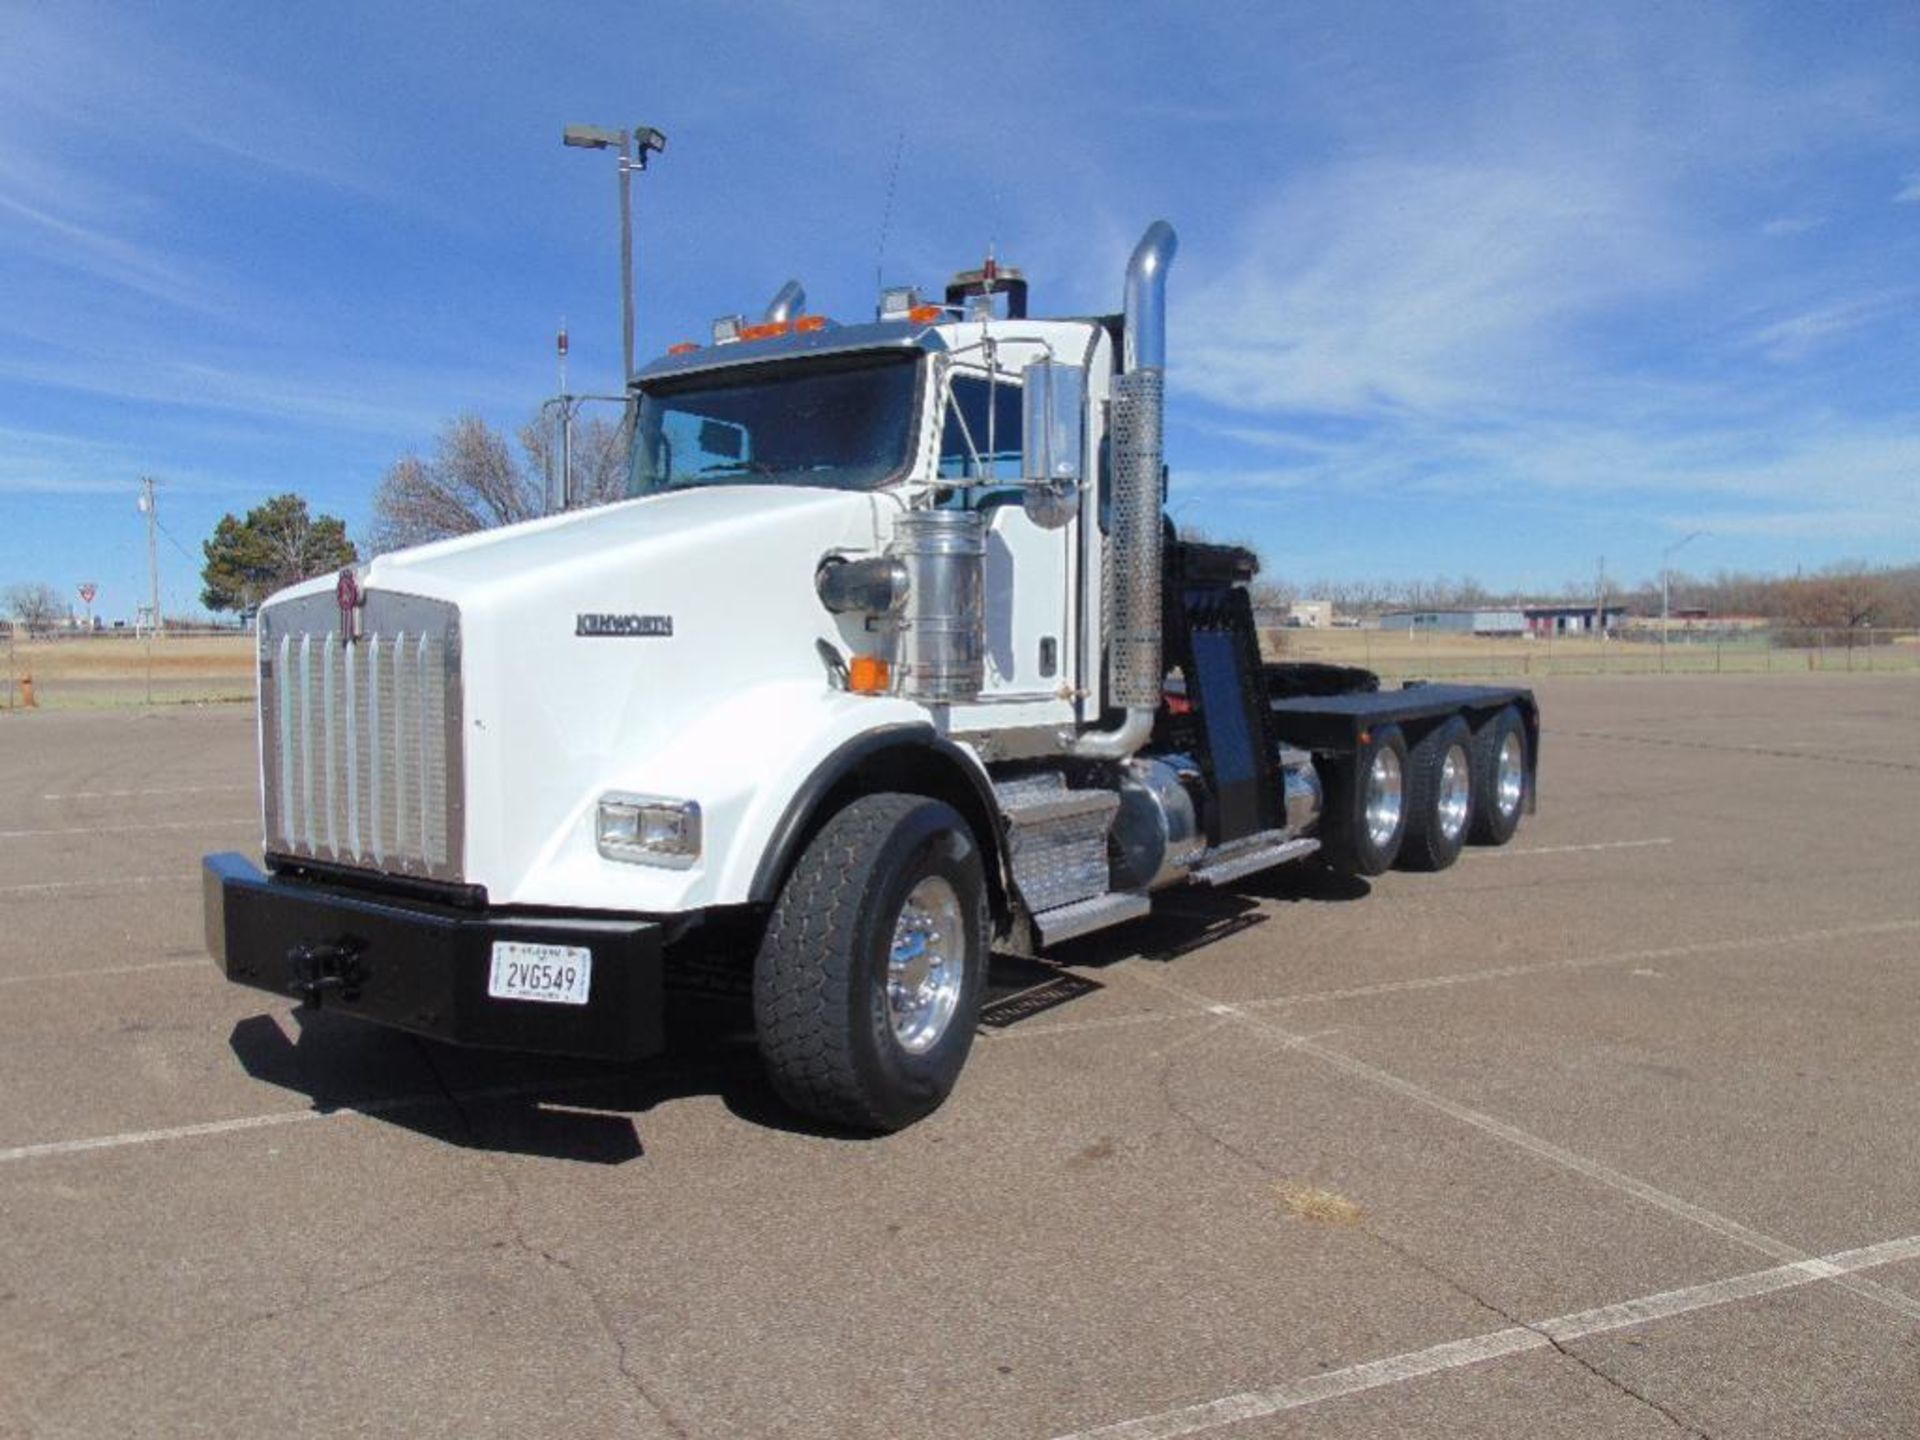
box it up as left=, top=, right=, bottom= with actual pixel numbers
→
left=0, top=424, right=269, bottom=497
left=0, top=348, right=519, bottom=438
left=1744, top=292, right=1912, bottom=363
left=0, top=193, right=226, bottom=315
left=1177, top=155, right=1687, bottom=418
left=0, top=427, right=144, bottom=495
left=1761, top=215, right=1825, bottom=236
left=1896, top=174, right=1920, bottom=204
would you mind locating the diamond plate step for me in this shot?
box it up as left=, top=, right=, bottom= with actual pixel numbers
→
left=1189, top=835, right=1320, bottom=887
left=1033, top=892, right=1152, bottom=946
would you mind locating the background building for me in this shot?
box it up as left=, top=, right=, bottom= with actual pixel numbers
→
left=1376, top=608, right=1528, bottom=635
left=1521, top=604, right=1629, bottom=635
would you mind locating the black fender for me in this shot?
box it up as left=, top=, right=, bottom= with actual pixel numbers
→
left=747, top=724, right=1010, bottom=923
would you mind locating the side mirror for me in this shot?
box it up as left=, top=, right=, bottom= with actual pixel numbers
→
left=1021, top=358, right=1084, bottom=529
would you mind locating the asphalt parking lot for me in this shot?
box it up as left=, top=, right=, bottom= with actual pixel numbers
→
left=2, top=673, right=1917, bottom=1439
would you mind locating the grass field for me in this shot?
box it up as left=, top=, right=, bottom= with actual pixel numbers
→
left=5, top=624, right=1916, bottom=712
left=1, top=634, right=254, bottom=710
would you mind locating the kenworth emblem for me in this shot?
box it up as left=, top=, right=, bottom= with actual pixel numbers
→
left=576, top=613, right=673, bottom=638
left=335, top=568, right=363, bottom=643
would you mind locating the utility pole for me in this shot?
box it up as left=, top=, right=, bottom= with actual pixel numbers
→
left=138, top=477, right=161, bottom=639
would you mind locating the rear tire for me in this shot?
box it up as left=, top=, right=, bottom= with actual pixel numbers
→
left=1399, top=716, right=1473, bottom=872
left=753, top=793, right=988, bottom=1133
left=1468, top=706, right=1528, bottom=846
left=1321, top=725, right=1409, bottom=876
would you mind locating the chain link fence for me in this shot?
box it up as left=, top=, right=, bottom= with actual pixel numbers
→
left=1263, top=625, right=1920, bottom=681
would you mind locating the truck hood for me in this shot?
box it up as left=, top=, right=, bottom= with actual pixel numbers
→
left=358, top=484, right=894, bottom=603
left=257, top=483, right=903, bottom=904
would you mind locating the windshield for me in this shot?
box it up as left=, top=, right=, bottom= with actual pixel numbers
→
left=628, top=350, right=919, bottom=496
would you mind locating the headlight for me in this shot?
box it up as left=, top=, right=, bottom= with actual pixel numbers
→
left=597, top=794, right=702, bottom=868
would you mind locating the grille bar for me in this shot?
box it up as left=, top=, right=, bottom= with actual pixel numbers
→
left=260, top=591, right=463, bottom=881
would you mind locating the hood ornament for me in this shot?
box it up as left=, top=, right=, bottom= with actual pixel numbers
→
left=336, top=568, right=364, bottom=643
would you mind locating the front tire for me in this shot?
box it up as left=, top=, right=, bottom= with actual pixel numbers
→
left=753, top=793, right=988, bottom=1133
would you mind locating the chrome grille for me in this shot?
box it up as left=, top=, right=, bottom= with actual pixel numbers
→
left=259, top=590, right=463, bottom=880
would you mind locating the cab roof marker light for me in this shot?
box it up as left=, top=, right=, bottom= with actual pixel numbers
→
left=667, top=341, right=699, bottom=356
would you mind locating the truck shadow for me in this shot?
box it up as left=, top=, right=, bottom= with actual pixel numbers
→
left=226, top=998, right=820, bottom=1165
left=225, top=867, right=1372, bottom=1162
left=1044, top=865, right=1371, bottom=970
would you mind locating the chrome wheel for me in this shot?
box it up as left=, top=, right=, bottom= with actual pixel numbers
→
left=1364, top=746, right=1405, bottom=851
left=887, top=875, right=965, bottom=1055
left=1437, top=744, right=1471, bottom=841
left=1496, top=732, right=1525, bottom=818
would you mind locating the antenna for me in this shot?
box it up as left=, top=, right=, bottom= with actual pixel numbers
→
left=874, top=127, right=905, bottom=305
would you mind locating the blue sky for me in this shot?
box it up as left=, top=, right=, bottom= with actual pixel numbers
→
left=1, top=1, right=1916, bottom=619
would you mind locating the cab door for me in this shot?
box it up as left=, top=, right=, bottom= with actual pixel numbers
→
left=937, top=372, right=1073, bottom=701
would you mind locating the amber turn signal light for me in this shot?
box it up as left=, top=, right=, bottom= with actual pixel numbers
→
left=848, top=655, right=892, bottom=694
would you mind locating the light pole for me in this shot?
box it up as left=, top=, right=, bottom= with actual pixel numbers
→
left=1660, top=530, right=1705, bottom=672
left=562, top=122, right=667, bottom=388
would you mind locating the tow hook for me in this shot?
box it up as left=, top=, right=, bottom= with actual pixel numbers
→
left=286, top=938, right=367, bottom=1003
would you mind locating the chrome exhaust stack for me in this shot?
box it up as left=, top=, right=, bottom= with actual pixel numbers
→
left=763, top=279, right=806, bottom=325
left=1072, top=220, right=1177, bottom=760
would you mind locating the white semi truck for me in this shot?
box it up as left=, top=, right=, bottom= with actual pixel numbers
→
left=205, top=222, right=1538, bottom=1131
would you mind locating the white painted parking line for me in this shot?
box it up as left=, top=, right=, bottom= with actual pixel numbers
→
left=1120, top=964, right=1920, bottom=1325
left=1473, top=837, right=1673, bottom=858
left=0, top=818, right=255, bottom=840
left=0, top=874, right=193, bottom=898
left=990, top=917, right=1920, bottom=1042
left=1239, top=917, right=1920, bottom=1012
left=0, top=1075, right=617, bottom=1165
left=1052, top=1233, right=1920, bottom=1440
left=0, top=958, right=204, bottom=989
left=39, top=785, right=252, bottom=800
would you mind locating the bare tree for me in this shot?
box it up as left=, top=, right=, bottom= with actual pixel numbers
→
left=1248, top=578, right=1298, bottom=611
left=1782, top=564, right=1893, bottom=632
left=521, top=408, right=630, bottom=510
left=5, top=582, right=64, bottom=635
left=371, top=410, right=631, bottom=555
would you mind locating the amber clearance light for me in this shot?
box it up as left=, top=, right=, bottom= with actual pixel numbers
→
left=848, top=655, right=892, bottom=695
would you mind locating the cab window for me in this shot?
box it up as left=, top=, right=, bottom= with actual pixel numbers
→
left=937, top=374, right=1023, bottom=481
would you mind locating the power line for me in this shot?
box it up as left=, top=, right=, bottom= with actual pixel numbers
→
left=153, top=516, right=199, bottom=565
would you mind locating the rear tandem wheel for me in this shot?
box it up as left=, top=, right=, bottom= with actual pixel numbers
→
left=1320, top=724, right=1409, bottom=877
left=1468, top=705, right=1528, bottom=846
left=1399, top=715, right=1474, bottom=872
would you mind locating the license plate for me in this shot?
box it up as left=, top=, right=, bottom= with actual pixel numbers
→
left=488, top=942, right=592, bottom=1005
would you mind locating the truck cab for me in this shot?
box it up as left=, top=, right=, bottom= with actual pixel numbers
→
left=206, top=223, right=1539, bottom=1132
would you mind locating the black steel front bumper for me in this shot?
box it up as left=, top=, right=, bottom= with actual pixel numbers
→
left=203, top=853, right=665, bottom=1061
